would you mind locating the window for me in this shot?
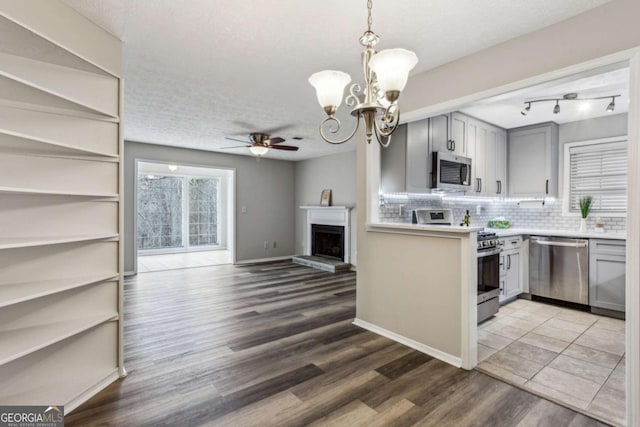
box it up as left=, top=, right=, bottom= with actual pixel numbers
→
left=137, top=175, right=183, bottom=250
left=138, top=174, right=221, bottom=252
left=565, top=138, right=627, bottom=214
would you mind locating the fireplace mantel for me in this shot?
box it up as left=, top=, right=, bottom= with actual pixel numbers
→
left=300, top=206, right=353, bottom=264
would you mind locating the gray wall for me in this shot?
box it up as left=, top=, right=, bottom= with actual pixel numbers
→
left=124, top=141, right=296, bottom=273
left=294, top=151, right=357, bottom=265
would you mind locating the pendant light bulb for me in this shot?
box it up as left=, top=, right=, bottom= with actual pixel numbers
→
left=606, top=97, right=616, bottom=113
left=521, top=103, right=531, bottom=116
left=553, top=100, right=560, bottom=114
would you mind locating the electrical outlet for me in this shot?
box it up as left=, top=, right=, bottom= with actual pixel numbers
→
left=272, top=241, right=277, bottom=248
left=241, top=206, right=247, bottom=213
left=399, top=204, right=405, bottom=216
left=263, top=241, right=269, bottom=249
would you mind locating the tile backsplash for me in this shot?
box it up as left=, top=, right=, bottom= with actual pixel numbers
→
left=379, top=195, right=626, bottom=233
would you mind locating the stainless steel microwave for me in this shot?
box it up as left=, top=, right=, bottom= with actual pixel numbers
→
left=432, top=151, right=472, bottom=190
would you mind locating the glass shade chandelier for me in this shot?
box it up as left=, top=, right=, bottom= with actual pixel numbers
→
left=308, top=0, right=418, bottom=147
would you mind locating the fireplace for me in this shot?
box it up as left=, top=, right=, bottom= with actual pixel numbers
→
left=311, top=224, right=345, bottom=261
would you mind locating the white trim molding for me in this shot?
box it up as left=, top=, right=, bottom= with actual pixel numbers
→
left=626, top=50, right=640, bottom=427
left=300, top=206, right=353, bottom=264
left=234, top=255, right=293, bottom=265
left=353, top=318, right=463, bottom=368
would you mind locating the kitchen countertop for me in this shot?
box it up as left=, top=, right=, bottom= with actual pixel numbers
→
left=486, top=228, right=626, bottom=240
left=368, top=222, right=483, bottom=234
left=367, top=223, right=626, bottom=240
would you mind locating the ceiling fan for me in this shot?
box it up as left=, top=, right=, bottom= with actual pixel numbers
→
left=222, top=132, right=299, bottom=157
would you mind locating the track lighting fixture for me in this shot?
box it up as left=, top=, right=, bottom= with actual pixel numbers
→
left=521, top=93, right=621, bottom=116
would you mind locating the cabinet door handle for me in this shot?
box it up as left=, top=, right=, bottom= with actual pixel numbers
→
left=479, top=178, right=482, bottom=193
left=451, top=140, right=456, bottom=152
left=507, top=254, right=511, bottom=270
left=496, top=180, right=501, bottom=194
left=546, top=179, right=549, bottom=195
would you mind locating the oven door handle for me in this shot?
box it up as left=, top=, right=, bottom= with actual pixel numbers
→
left=477, top=248, right=501, bottom=257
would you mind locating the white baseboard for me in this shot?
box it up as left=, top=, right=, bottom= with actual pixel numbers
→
left=66, top=369, right=120, bottom=414
left=234, top=255, right=293, bottom=265
left=353, top=318, right=462, bottom=368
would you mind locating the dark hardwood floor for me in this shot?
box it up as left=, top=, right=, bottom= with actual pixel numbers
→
left=66, top=261, right=607, bottom=426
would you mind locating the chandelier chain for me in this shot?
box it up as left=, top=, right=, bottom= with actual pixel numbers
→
left=367, top=0, right=373, bottom=32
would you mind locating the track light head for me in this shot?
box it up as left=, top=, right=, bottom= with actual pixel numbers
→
left=606, top=97, right=616, bottom=113
left=521, top=103, right=531, bottom=116
left=553, top=101, right=560, bottom=114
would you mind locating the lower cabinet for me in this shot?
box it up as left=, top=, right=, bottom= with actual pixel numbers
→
left=499, top=236, right=523, bottom=302
left=589, top=239, right=626, bottom=313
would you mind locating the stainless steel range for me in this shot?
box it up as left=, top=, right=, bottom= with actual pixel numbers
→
left=477, top=231, right=501, bottom=323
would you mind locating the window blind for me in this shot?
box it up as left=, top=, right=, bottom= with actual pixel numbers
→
left=569, top=141, right=627, bottom=213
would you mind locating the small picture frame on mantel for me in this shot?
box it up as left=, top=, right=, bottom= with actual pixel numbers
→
left=320, top=189, right=332, bottom=206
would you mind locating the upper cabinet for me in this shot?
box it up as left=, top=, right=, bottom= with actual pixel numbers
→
left=406, top=119, right=431, bottom=193
left=380, top=124, right=408, bottom=194
left=508, top=123, right=559, bottom=198
left=467, top=117, right=508, bottom=196
left=449, top=113, right=468, bottom=156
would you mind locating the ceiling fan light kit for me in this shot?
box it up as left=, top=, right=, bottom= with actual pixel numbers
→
left=520, top=93, right=620, bottom=116
left=249, top=145, right=269, bottom=156
left=221, top=131, right=299, bottom=157
left=308, top=0, right=418, bottom=147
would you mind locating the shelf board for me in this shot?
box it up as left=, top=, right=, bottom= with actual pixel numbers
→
left=0, top=234, right=118, bottom=250
left=0, top=313, right=118, bottom=367
left=0, top=366, right=119, bottom=407
left=0, top=273, right=118, bottom=309
left=0, top=131, right=119, bottom=159
left=0, top=52, right=119, bottom=119
left=0, top=75, right=119, bottom=123
left=0, top=186, right=119, bottom=199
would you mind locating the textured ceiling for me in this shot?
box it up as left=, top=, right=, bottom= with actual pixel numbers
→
left=62, top=0, right=610, bottom=160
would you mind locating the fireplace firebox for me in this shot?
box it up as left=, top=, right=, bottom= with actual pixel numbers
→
left=311, top=224, right=345, bottom=261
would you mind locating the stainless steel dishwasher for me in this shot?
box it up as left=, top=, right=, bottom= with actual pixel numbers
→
left=529, top=236, right=589, bottom=304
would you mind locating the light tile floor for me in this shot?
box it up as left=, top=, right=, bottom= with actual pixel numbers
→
left=477, top=299, right=625, bottom=426
left=138, top=250, right=232, bottom=273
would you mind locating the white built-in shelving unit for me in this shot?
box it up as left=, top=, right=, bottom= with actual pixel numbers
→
left=0, top=1, right=124, bottom=412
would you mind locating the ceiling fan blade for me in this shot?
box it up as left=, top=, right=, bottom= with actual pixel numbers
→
left=263, top=124, right=294, bottom=134
left=225, top=136, right=249, bottom=143
left=270, top=145, right=299, bottom=151
left=265, top=137, right=285, bottom=145
left=220, top=145, right=250, bottom=149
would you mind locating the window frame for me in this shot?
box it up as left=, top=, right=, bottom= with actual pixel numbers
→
left=562, top=136, right=628, bottom=217
left=137, top=172, right=224, bottom=254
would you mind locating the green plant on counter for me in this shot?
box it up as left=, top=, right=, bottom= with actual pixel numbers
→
left=579, top=196, right=593, bottom=219
left=487, top=219, right=511, bottom=229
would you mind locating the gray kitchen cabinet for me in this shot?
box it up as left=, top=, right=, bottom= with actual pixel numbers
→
left=428, top=114, right=450, bottom=154
left=495, top=130, right=508, bottom=196
left=589, top=239, right=626, bottom=313
left=406, top=119, right=431, bottom=193
left=449, top=112, right=468, bottom=156
left=467, top=117, right=508, bottom=196
left=508, top=122, right=558, bottom=198
left=380, top=123, right=408, bottom=193
left=499, top=236, right=523, bottom=302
